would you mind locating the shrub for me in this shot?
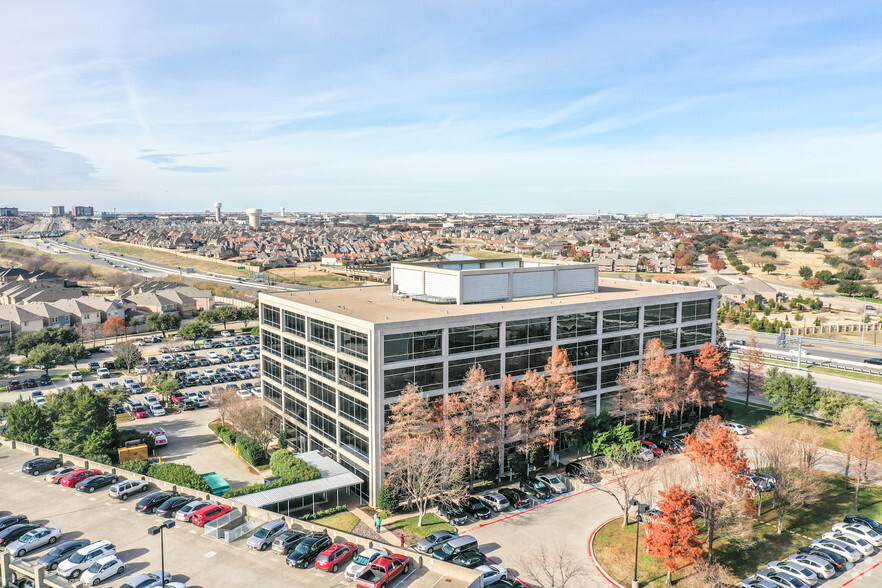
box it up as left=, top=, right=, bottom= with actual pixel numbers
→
left=237, top=436, right=268, bottom=467
left=224, top=476, right=301, bottom=498
left=378, top=484, right=399, bottom=513
left=121, top=460, right=150, bottom=475
left=270, top=450, right=321, bottom=482
left=147, top=463, right=211, bottom=493
left=302, top=506, right=347, bottom=521
left=213, top=425, right=238, bottom=446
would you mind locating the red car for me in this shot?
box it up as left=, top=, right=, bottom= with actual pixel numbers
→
left=130, top=405, right=148, bottom=419
left=191, top=504, right=233, bottom=526
left=641, top=440, right=664, bottom=457
left=59, top=468, right=102, bottom=488
left=315, top=542, right=358, bottom=573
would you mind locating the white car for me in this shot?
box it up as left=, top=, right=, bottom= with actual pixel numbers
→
left=476, top=564, right=512, bottom=586
left=477, top=491, right=510, bottom=513
left=148, top=428, right=168, bottom=447
left=785, top=553, right=835, bottom=580
left=134, top=366, right=148, bottom=375
left=80, top=555, right=125, bottom=586
left=175, top=500, right=218, bottom=522
left=221, top=331, right=232, bottom=337
left=822, top=531, right=874, bottom=555
left=69, top=371, right=83, bottom=382
left=118, top=571, right=171, bottom=588
left=831, top=522, right=882, bottom=547
left=536, top=473, right=568, bottom=494
left=109, top=479, right=149, bottom=500
left=6, top=526, right=61, bottom=557
left=57, top=540, right=116, bottom=579
left=147, top=401, right=166, bottom=417
left=99, top=345, right=114, bottom=352
left=96, top=368, right=110, bottom=379
left=345, top=547, right=388, bottom=579
left=92, top=383, right=105, bottom=393
left=237, top=389, right=252, bottom=399
left=130, top=383, right=143, bottom=394
left=726, top=422, right=749, bottom=435
left=811, top=538, right=862, bottom=562
left=766, top=561, right=817, bottom=586
left=144, top=394, right=158, bottom=403
left=123, top=378, right=136, bottom=389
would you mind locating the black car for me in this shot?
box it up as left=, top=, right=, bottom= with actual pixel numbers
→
left=103, top=361, right=115, bottom=369
left=796, top=546, right=847, bottom=571
left=37, top=539, right=91, bottom=571
left=0, top=515, right=29, bottom=533
left=272, top=530, right=309, bottom=555
left=285, top=532, right=332, bottom=568
left=520, top=477, right=552, bottom=500
left=864, top=358, right=882, bottom=365
left=136, top=491, right=176, bottom=513
left=21, top=457, right=63, bottom=476
left=844, top=514, right=882, bottom=533
left=75, top=473, right=119, bottom=493
left=155, top=496, right=194, bottom=518
left=460, top=497, right=492, bottom=520
left=437, top=501, right=469, bottom=526
left=451, top=550, right=488, bottom=569
left=564, top=461, right=601, bottom=484
left=498, top=488, right=532, bottom=509
left=38, top=374, right=51, bottom=386
left=486, top=580, right=524, bottom=588
left=0, top=523, right=39, bottom=547
left=24, top=379, right=38, bottom=389
left=7, top=380, right=22, bottom=391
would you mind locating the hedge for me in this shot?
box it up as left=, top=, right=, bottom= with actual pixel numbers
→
left=302, top=505, right=347, bottom=521
left=146, top=463, right=211, bottom=493
left=213, top=424, right=238, bottom=447
left=270, top=450, right=320, bottom=482
left=237, top=436, right=268, bottom=467
left=224, top=476, right=299, bottom=498
left=122, top=460, right=150, bottom=475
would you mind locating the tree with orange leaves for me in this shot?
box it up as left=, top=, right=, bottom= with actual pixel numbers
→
left=645, top=484, right=704, bottom=585
left=102, top=315, right=127, bottom=342
left=673, top=354, right=701, bottom=428
left=694, top=342, right=730, bottom=412
left=642, top=339, right=677, bottom=432
left=845, top=418, right=881, bottom=510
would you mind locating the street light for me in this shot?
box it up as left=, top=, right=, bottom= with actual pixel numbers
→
left=148, top=519, right=175, bottom=585
left=628, top=499, right=648, bottom=588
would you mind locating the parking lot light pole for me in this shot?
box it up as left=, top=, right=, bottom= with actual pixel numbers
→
left=629, top=499, right=647, bottom=588
left=148, top=519, right=175, bottom=584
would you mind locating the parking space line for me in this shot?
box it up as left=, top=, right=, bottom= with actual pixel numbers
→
left=842, top=560, right=882, bottom=586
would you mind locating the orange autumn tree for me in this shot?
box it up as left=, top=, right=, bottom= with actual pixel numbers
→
left=102, top=315, right=127, bottom=342
left=693, top=342, right=730, bottom=413
left=845, top=418, right=881, bottom=510
left=645, top=484, right=704, bottom=585
left=540, top=346, right=583, bottom=464
left=642, top=339, right=677, bottom=431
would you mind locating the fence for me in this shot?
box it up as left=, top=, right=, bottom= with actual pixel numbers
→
left=787, top=322, right=882, bottom=337
left=734, top=349, right=882, bottom=376
left=224, top=516, right=268, bottom=543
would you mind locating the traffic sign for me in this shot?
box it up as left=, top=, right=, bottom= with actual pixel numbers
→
left=237, top=266, right=246, bottom=269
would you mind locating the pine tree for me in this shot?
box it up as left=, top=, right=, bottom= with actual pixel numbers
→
left=3, top=399, right=52, bottom=446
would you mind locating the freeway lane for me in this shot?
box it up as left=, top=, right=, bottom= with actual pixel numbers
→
left=724, top=329, right=882, bottom=365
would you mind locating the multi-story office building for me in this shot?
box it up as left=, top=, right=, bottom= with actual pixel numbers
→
left=258, top=258, right=718, bottom=505
left=50, top=206, right=65, bottom=216
left=72, top=206, right=94, bottom=217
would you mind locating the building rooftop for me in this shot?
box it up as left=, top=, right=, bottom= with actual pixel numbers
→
left=264, top=277, right=714, bottom=325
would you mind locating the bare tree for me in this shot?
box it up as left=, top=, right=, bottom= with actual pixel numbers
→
left=211, top=386, right=243, bottom=426
left=682, top=560, right=739, bottom=588
left=738, top=337, right=765, bottom=408
left=233, top=399, right=278, bottom=452
left=516, top=543, right=589, bottom=588
left=835, top=405, right=868, bottom=483
left=593, top=454, right=660, bottom=526
left=845, top=418, right=881, bottom=510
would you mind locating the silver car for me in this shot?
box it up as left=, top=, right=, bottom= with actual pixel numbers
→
left=536, top=473, right=568, bottom=494
left=476, top=563, right=513, bottom=586
left=247, top=519, right=288, bottom=551
left=175, top=500, right=218, bottom=522
left=6, top=527, right=61, bottom=557
left=415, top=530, right=458, bottom=554
left=477, top=492, right=510, bottom=513
left=109, top=479, right=150, bottom=500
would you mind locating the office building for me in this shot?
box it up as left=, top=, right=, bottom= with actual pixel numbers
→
left=0, top=207, right=19, bottom=217
left=73, top=206, right=94, bottom=217
left=50, top=206, right=65, bottom=216
left=258, top=258, right=718, bottom=505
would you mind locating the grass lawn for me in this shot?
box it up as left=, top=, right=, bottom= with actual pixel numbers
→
left=387, top=512, right=454, bottom=538
left=809, top=365, right=882, bottom=385
left=313, top=511, right=360, bottom=533
left=60, top=232, right=81, bottom=244
left=594, top=473, right=882, bottom=585
left=725, top=400, right=848, bottom=452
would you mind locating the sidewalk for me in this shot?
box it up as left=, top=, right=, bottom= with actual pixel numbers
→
left=350, top=506, right=406, bottom=546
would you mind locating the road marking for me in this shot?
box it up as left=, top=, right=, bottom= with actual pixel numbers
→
left=204, top=551, right=217, bottom=558
left=119, top=508, right=127, bottom=511
left=189, top=530, right=197, bottom=534
left=269, top=557, right=279, bottom=562
left=89, top=497, right=97, bottom=501
left=315, top=572, right=326, bottom=577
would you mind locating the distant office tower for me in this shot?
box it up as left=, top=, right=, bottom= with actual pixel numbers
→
left=0, top=207, right=19, bottom=217
left=73, top=206, right=94, bottom=217
left=280, top=207, right=285, bottom=217
left=50, top=206, right=65, bottom=216
left=214, top=202, right=222, bottom=222
left=246, top=208, right=262, bottom=229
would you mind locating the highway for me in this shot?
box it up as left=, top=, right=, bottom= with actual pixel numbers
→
left=725, top=329, right=882, bottom=363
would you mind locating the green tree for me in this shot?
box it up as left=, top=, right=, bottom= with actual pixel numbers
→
left=762, top=263, right=777, bottom=274
left=3, top=399, right=52, bottom=446
left=735, top=264, right=749, bottom=274
left=762, top=368, right=822, bottom=421
left=146, top=312, right=180, bottom=338
left=51, top=386, right=116, bottom=457
left=114, top=341, right=142, bottom=371
left=238, top=306, right=258, bottom=328
left=251, top=326, right=260, bottom=337
left=213, top=306, right=239, bottom=329
left=149, top=372, right=179, bottom=404
left=0, top=355, right=17, bottom=380
left=817, top=389, right=857, bottom=421
left=814, top=270, right=834, bottom=284
left=195, top=309, right=217, bottom=324
left=66, top=343, right=88, bottom=370
left=590, top=422, right=641, bottom=462
left=798, top=266, right=813, bottom=280
left=179, top=320, right=214, bottom=343
left=837, top=280, right=861, bottom=296
left=25, top=343, right=67, bottom=375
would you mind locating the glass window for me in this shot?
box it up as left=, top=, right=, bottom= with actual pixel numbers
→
left=559, top=340, right=598, bottom=366
left=556, top=312, right=598, bottom=339
left=643, top=303, right=678, bottom=327
left=339, top=457, right=369, bottom=500
left=680, top=323, right=713, bottom=347
left=600, top=362, right=630, bottom=388
left=264, top=381, right=282, bottom=409
left=261, top=305, right=280, bottom=329
left=340, top=394, right=368, bottom=428
left=340, top=424, right=369, bottom=459
left=645, top=328, right=678, bottom=350
left=309, top=377, right=336, bottom=411
left=309, top=319, right=335, bottom=348
left=263, top=357, right=281, bottom=382
left=339, top=360, right=368, bottom=396
left=575, top=368, right=597, bottom=392
left=262, top=331, right=280, bottom=356
left=602, top=307, right=639, bottom=332
left=383, top=362, right=444, bottom=398
left=308, top=348, right=336, bottom=381
left=340, top=328, right=368, bottom=360
left=505, top=347, right=552, bottom=377
left=682, top=299, right=713, bottom=322
left=505, top=318, right=552, bottom=346
left=283, top=311, right=305, bottom=337
left=599, top=391, right=619, bottom=412
left=601, top=334, right=641, bottom=361
left=310, top=410, right=336, bottom=441
left=283, top=366, right=306, bottom=395
left=448, top=323, right=500, bottom=354
left=283, top=338, right=306, bottom=368
left=383, top=330, right=443, bottom=363
left=448, top=354, right=501, bottom=387
left=284, top=395, right=307, bottom=425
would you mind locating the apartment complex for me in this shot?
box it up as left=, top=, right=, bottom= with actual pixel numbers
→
left=258, top=258, right=718, bottom=505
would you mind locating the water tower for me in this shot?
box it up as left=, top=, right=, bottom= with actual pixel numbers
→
left=246, top=208, right=262, bottom=229
left=213, top=202, right=222, bottom=222
left=280, top=206, right=285, bottom=218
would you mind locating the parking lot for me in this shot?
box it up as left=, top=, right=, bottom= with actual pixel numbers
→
left=0, top=447, right=459, bottom=588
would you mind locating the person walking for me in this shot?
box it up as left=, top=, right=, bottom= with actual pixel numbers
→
left=399, top=534, right=405, bottom=548
left=374, top=513, right=382, bottom=535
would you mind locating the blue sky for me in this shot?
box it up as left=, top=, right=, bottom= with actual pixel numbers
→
left=1, top=1, right=881, bottom=214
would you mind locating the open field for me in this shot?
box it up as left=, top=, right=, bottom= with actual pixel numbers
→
left=0, top=239, right=126, bottom=286
left=265, top=266, right=371, bottom=288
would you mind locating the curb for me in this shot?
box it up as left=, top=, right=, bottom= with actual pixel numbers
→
left=588, top=515, right=627, bottom=588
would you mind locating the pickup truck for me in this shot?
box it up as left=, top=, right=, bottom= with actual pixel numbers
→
left=356, top=555, right=410, bottom=588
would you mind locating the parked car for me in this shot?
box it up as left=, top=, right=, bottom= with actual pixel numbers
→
left=109, top=479, right=150, bottom=500
left=738, top=578, right=779, bottom=588
left=136, top=491, right=176, bottom=514
left=795, top=546, right=846, bottom=572
left=564, top=460, right=600, bottom=483
left=60, top=468, right=102, bottom=488
left=24, top=379, right=37, bottom=388
left=478, top=491, right=510, bottom=513
left=247, top=519, right=288, bottom=551
left=147, top=401, right=166, bottom=417
left=355, top=554, right=410, bottom=588
left=755, top=568, right=808, bottom=588
left=37, top=539, right=90, bottom=571
left=56, top=540, right=117, bottom=580
left=821, top=531, right=874, bottom=556
left=6, top=526, right=61, bottom=557
left=832, top=522, right=882, bottom=546
left=536, top=473, right=567, bottom=494
left=726, top=422, right=749, bottom=435
left=81, top=554, right=126, bottom=586
left=476, top=564, right=514, bottom=586
left=498, top=487, right=532, bottom=509
left=415, top=530, right=458, bottom=554
left=451, top=550, right=487, bottom=569
left=740, top=472, right=773, bottom=493
left=0, top=524, right=40, bottom=548
left=7, top=380, right=22, bottom=391
left=88, top=362, right=100, bottom=372
left=45, top=467, right=76, bottom=484
left=38, top=374, right=51, bottom=386
left=21, top=457, right=63, bottom=476
left=810, top=538, right=862, bottom=563
left=129, top=404, right=149, bottom=419
left=844, top=514, right=882, bottom=533
left=641, top=440, right=664, bottom=457
left=96, top=368, right=110, bottom=379
left=272, top=529, right=309, bottom=555
left=785, top=553, right=836, bottom=579
left=31, top=391, right=45, bottom=405
left=766, top=561, right=817, bottom=586
left=76, top=473, right=119, bottom=493
left=116, top=570, right=171, bottom=588
left=433, top=536, right=480, bottom=562
left=155, top=496, right=195, bottom=518
left=461, top=496, right=493, bottom=520
left=69, top=371, right=83, bottom=382
left=286, top=532, right=332, bottom=568
left=191, top=504, right=233, bottom=526
left=148, top=428, right=169, bottom=447
left=316, top=542, right=358, bottom=572
left=345, top=548, right=389, bottom=580
left=519, top=477, right=552, bottom=500
left=438, top=500, right=470, bottom=526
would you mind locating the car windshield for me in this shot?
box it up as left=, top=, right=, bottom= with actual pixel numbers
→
left=69, top=552, right=87, bottom=563
left=22, top=532, right=40, bottom=543
left=534, top=481, right=547, bottom=489
left=547, top=476, right=561, bottom=484
left=47, top=545, right=68, bottom=558
left=87, top=562, right=103, bottom=572
left=254, top=528, right=270, bottom=538
left=426, top=533, right=442, bottom=542
left=354, top=555, right=369, bottom=565
left=295, top=542, right=313, bottom=554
